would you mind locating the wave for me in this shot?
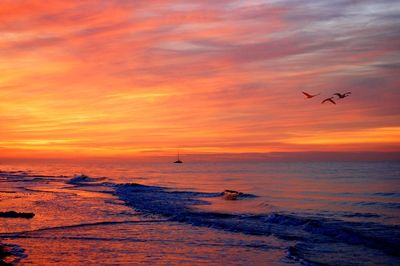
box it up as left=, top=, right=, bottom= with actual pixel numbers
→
left=373, top=192, right=400, bottom=197
left=0, top=220, right=168, bottom=238
left=113, top=183, right=400, bottom=260
left=354, top=201, right=400, bottom=209
left=0, top=171, right=62, bottom=183
left=340, top=212, right=381, bottom=218
left=67, top=174, right=106, bottom=185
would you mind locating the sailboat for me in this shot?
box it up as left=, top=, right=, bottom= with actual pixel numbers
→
left=174, top=150, right=183, bottom=164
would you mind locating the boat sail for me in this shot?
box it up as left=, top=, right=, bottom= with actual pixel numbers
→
left=174, top=150, right=183, bottom=163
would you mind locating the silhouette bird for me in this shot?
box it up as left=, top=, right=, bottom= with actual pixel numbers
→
left=302, top=91, right=320, bottom=99
left=333, top=92, right=351, bottom=99
left=321, top=97, right=336, bottom=105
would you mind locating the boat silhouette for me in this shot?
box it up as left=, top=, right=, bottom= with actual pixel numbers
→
left=174, top=151, right=183, bottom=163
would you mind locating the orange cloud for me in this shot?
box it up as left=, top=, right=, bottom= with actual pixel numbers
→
left=0, top=0, right=399, bottom=158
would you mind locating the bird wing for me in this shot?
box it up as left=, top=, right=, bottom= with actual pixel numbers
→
left=322, top=98, right=336, bottom=104
left=302, top=91, right=312, bottom=97
left=333, top=93, right=341, bottom=97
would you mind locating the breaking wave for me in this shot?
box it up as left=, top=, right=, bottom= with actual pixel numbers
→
left=113, top=183, right=400, bottom=260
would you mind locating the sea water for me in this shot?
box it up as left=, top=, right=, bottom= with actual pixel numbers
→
left=0, top=159, right=399, bottom=265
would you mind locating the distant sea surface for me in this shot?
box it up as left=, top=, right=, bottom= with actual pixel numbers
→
left=1, top=159, right=399, bottom=265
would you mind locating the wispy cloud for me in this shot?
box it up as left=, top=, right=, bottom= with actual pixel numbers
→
left=0, top=0, right=399, bottom=157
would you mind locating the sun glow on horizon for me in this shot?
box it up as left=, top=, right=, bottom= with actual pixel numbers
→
left=1, top=1, right=399, bottom=158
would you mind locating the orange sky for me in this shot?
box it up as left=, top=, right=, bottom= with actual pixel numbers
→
left=1, top=1, right=399, bottom=158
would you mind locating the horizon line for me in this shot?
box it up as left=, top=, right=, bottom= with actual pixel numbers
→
left=1, top=151, right=399, bottom=162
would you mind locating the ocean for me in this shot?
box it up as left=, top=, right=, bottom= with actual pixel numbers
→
left=1, top=159, right=399, bottom=265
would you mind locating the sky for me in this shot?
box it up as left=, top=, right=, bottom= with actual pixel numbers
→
left=0, top=0, right=399, bottom=158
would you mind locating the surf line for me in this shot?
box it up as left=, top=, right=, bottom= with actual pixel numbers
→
left=0, top=219, right=169, bottom=238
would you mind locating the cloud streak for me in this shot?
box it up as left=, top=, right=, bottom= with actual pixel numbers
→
left=0, top=0, right=399, bottom=157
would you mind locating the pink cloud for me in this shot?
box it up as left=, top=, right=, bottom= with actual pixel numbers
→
left=0, top=0, right=399, bottom=156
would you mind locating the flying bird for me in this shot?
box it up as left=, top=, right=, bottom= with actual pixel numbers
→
left=321, top=97, right=336, bottom=105
left=333, top=92, right=351, bottom=99
left=302, top=91, right=320, bottom=99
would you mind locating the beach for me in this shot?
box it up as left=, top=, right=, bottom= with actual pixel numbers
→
left=0, top=160, right=399, bottom=265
